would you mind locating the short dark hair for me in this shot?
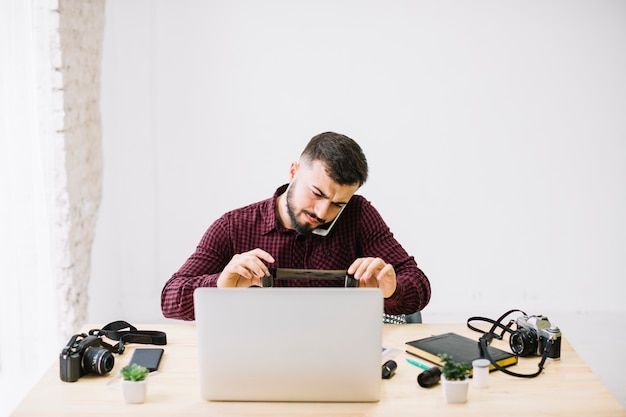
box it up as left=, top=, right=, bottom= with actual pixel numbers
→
left=300, top=132, right=368, bottom=187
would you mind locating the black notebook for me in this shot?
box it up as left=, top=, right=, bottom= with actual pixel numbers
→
left=405, top=332, right=517, bottom=373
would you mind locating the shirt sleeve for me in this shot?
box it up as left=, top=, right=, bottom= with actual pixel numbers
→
left=160, top=215, right=232, bottom=320
left=356, top=199, right=431, bottom=315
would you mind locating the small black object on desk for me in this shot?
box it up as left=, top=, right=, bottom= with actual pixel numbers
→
left=382, top=360, right=397, bottom=379
left=417, top=366, right=442, bottom=388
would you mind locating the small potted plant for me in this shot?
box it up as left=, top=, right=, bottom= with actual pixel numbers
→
left=120, top=363, right=150, bottom=404
left=438, top=353, right=471, bottom=404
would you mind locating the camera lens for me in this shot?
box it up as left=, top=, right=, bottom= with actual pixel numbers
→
left=509, top=328, right=537, bottom=357
left=417, top=367, right=441, bottom=388
left=82, top=347, right=115, bottom=375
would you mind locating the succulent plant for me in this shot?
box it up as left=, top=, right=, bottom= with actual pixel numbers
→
left=438, top=353, right=471, bottom=381
left=120, top=363, right=150, bottom=381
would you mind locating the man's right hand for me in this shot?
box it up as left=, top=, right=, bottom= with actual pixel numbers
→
left=216, top=248, right=275, bottom=288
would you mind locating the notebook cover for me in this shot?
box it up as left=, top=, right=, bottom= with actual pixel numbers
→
left=405, top=332, right=518, bottom=373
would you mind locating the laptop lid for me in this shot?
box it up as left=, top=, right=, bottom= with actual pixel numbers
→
left=193, top=287, right=383, bottom=402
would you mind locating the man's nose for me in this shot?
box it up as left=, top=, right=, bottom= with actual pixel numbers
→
left=314, top=200, right=332, bottom=222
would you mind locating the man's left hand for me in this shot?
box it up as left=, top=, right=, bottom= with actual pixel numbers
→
left=348, top=257, right=396, bottom=298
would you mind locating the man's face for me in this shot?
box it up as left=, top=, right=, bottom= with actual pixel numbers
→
left=284, top=160, right=358, bottom=235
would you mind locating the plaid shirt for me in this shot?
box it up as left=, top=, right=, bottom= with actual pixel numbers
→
left=161, top=185, right=431, bottom=320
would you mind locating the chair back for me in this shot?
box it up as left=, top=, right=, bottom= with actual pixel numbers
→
left=383, top=311, right=422, bottom=324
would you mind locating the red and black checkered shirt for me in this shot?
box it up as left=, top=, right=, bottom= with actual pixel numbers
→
left=161, top=185, right=431, bottom=320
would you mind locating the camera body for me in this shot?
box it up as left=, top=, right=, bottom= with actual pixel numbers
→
left=60, top=334, right=115, bottom=382
left=509, top=314, right=561, bottom=360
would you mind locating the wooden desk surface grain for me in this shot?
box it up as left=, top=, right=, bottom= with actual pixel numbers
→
left=11, top=323, right=626, bottom=417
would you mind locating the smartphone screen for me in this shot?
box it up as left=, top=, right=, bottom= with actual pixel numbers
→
left=129, top=348, right=164, bottom=372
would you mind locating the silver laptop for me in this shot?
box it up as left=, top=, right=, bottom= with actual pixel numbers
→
left=194, top=287, right=383, bottom=402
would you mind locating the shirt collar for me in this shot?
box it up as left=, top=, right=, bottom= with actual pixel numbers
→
left=261, top=184, right=289, bottom=235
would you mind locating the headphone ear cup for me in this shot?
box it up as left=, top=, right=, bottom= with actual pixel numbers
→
left=509, top=328, right=537, bottom=356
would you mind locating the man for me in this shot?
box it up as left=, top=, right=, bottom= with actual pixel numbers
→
left=161, top=132, right=431, bottom=320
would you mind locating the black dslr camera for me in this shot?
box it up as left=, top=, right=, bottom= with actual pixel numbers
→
left=509, top=314, right=561, bottom=360
left=60, top=333, right=115, bottom=382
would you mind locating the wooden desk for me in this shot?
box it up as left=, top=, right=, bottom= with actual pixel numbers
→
left=12, top=323, right=626, bottom=417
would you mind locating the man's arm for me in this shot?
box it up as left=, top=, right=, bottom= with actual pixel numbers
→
left=160, top=216, right=231, bottom=320
left=355, top=199, right=431, bottom=315
left=382, top=257, right=430, bottom=315
left=161, top=271, right=217, bottom=321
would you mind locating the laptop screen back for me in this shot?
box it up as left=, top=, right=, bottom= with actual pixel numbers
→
left=194, top=287, right=383, bottom=402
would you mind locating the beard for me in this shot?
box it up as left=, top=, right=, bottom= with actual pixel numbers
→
left=285, top=183, right=324, bottom=236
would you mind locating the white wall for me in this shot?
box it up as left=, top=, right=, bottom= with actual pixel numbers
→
left=90, top=0, right=626, bottom=325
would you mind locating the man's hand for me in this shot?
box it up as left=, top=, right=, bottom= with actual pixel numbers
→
left=217, top=249, right=275, bottom=288
left=348, top=257, right=397, bottom=298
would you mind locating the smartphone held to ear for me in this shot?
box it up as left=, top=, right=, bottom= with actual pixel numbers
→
left=129, top=348, right=164, bottom=372
left=312, top=205, right=346, bottom=236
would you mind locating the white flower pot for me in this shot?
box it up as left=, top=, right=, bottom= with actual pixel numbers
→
left=441, top=376, right=469, bottom=404
left=122, top=379, right=147, bottom=404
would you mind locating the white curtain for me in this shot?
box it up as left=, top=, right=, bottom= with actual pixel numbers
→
left=0, top=1, right=63, bottom=414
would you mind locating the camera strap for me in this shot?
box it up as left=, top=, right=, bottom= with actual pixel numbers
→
left=467, top=309, right=551, bottom=378
left=88, top=321, right=167, bottom=354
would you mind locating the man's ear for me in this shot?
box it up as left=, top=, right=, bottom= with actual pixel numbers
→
left=288, top=161, right=299, bottom=181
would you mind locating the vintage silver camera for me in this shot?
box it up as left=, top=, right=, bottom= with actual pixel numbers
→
left=509, top=314, right=561, bottom=360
